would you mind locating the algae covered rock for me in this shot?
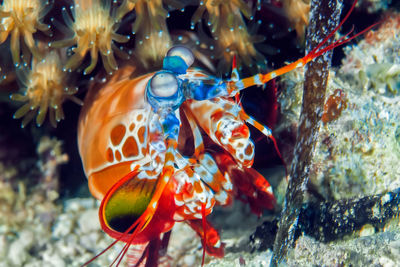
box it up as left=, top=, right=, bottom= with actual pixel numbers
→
left=277, top=13, right=400, bottom=201
left=310, top=13, right=400, bottom=200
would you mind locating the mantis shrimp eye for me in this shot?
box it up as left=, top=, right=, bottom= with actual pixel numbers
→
left=146, top=71, right=184, bottom=112
left=149, top=72, right=179, bottom=98
left=166, top=46, right=194, bottom=68
left=163, top=46, right=194, bottom=74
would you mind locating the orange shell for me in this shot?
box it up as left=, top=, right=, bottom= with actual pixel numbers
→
left=78, top=66, right=155, bottom=200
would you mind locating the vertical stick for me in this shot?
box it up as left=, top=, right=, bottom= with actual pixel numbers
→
left=270, top=0, right=343, bottom=265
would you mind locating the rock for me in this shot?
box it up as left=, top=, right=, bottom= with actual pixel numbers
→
left=8, top=230, right=34, bottom=265
left=42, top=246, right=66, bottom=267
left=77, top=209, right=100, bottom=234
left=52, top=214, right=74, bottom=238
left=287, top=230, right=400, bottom=266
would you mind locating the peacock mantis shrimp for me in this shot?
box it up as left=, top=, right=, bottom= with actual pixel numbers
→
left=77, top=0, right=377, bottom=265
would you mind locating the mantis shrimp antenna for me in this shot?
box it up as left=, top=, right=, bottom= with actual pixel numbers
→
left=230, top=54, right=287, bottom=174
left=228, top=0, right=381, bottom=93
left=226, top=0, right=380, bottom=177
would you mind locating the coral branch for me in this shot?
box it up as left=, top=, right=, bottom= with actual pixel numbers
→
left=252, top=189, right=400, bottom=249
left=271, top=0, right=343, bottom=265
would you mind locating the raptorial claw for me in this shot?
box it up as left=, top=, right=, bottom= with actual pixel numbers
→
left=187, top=219, right=225, bottom=258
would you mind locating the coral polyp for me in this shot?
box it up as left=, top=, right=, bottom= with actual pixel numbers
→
left=51, top=0, right=130, bottom=75
left=117, top=0, right=181, bottom=33
left=192, top=0, right=265, bottom=71
left=282, top=0, right=310, bottom=38
left=0, top=0, right=51, bottom=65
left=10, top=51, right=82, bottom=128
left=116, top=0, right=182, bottom=67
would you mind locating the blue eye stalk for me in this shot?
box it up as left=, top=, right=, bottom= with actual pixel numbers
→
left=146, top=71, right=184, bottom=140
left=145, top=46, right=195, bottom=141
left=146, top=71, right=184, bottom=112
left=164, top=45, right=194, bottom=74
left=145, top=45, right=233, bottom=141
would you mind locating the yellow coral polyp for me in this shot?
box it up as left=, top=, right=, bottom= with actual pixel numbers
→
left=192, top=0, right=253, bottom=33
left=282, top=0, right=310, bottom=38
left=135, top=26, right=171, bottom=68
left=215, top=11, right=262, bottom=67
left=192, top=0, right=264, bottom=72
left=52, top=0, right=129, bottom=75
left=0, top=0, right=51, bottom=65
left=10, top=51, right=83, bottom=128
left=115, top=0, right=182, bottom=67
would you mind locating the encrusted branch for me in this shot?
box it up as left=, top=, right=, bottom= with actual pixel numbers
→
left=271, top=0, right=343, bottom=265
left=251, top=189, right=400, bottom=250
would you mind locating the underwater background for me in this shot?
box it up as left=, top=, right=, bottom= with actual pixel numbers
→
left=0, top=0, right=399, bottom=266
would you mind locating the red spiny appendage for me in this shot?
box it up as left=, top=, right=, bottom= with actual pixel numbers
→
left=246, top=168, right=276, bottom=209
left=81, top=238, right=120, bottom=266
left=187, top=219, right=225, bottom=258
left=127, top=237, right=167, bottom=267
left=81, top=209, right=139, bottom=266
left=201, top=203, right=207, bottom=266
left=231, top=54, right=240, bottom=84
left=142, top=238, right=162, bottom=267
left=113, top=233, right=136, bottom=266
left=126, top=243, right=148, bottom=267
left=232, top=54, right=237, bottom=70
left=212, top=152, right=276, bottom=215
left=268, top=134, right=288, bottom=177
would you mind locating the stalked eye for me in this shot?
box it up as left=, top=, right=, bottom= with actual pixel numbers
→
left=166, top=46, right=194, bottom=68
left=149, top=71, right=178, bottom=98
left=146, top=71, right=184, bottom=112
